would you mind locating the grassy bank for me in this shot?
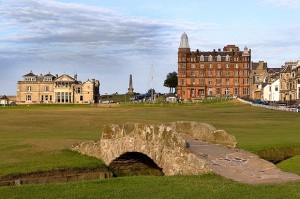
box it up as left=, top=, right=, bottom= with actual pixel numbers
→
left=0, top=174, right=299, bottom=199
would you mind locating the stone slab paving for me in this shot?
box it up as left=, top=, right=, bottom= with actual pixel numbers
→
left=186, top=139, right=300, bottom=184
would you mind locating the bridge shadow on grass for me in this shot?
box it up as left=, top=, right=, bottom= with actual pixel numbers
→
left=108, top=152, right=164, bottom=177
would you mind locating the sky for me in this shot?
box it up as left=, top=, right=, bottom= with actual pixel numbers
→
left=1, top=0, right=300, bottom=95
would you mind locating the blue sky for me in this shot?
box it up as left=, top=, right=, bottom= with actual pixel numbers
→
left=1, top=0, right=300, bottom=95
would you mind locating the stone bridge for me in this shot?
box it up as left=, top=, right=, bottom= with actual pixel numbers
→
left=73, top=121, right=300, bottom=184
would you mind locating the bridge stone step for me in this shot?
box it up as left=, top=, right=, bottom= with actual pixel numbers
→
left=186, top=139, right=300, bottom=184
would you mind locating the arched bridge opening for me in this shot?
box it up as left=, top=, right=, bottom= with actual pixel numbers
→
left=108, top=152, right=164, bottom=177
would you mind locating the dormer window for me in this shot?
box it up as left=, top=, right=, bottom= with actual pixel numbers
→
left=217, top=55, right=221, bottom=62
left=200, top=55, right=204, bottom=62
left=226, top=55, right=230, bottom=61
left=208, top=55, right=213, bottom=62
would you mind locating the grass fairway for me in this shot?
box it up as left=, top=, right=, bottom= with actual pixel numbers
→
left=0, top=174, right=299, bottom=199
left=277, top=155, right=300, bottom=175
left=0, top=100, right=300, bottom=198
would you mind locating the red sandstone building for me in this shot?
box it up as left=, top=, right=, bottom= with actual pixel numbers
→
left=177, top=33, right=251, bottom=100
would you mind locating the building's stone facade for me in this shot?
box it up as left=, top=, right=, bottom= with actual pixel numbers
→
left=279, top=61, right=300, bottom=102
left=176, top=33, right=251, bottom=100
left=17, top=71, right=100, bottom=104
left=250, top=61, right=268, bottom=99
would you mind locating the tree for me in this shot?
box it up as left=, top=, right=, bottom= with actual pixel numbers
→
left=164, top=71, right=178, bottom=93
left=147, top=88, right=156, bottom=94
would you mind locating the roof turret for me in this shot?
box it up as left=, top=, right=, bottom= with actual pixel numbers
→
left=179, top=32, right=190, bottom=48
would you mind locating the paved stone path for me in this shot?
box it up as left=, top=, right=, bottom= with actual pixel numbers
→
left=186, top=139, right=300, bottom=184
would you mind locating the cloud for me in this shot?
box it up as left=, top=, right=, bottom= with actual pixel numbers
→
left=0, top=0, right=218, bottom=94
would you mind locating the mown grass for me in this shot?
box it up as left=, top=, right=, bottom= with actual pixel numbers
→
left=0, top=149, right=105, bottom=178
left=277, top=155, right=300, bottom=175
left=1, top=100, right=300, bottom=198
left=0, top=174, right=299, bottom=199
left=0, top=100, right=300, bottom=177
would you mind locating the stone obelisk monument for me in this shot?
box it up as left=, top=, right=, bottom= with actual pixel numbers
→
left=127, top=74, right=134, bottom=94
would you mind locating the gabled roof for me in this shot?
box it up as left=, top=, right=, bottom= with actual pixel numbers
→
left=268, top=68, right=281, bottom=74
left=281, top=65, right=292, bottom=73
left=0, top=95, right=9, bottom=100
left=44, top=72, right=55, bottom=77
left=54, top=74, right=76, bottom=82
left=23, top=70, right=37, bottom=77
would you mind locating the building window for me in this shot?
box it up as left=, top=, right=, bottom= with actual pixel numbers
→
left=234, top=71, right=239, bottom=77
left=209, top=64, right=213, bottom=68
left=225, top=71, right=230, bottom=76
left=76, top=87, right=82, bottom=93
left=208, top=79, right=212, bottom=85
left=44, top=86, right=49, bottom=91
left=26, top=95, right=31, bottom=101
left=217, top=64, right=221, bottom=69
left=226, top=55, right=230, bottom=61
left=234, top=88, right=239, bottom=96
left=198, top=89, right=204, bottom=95
left=181, top=79, right=185, bottom=86
left=26, top=86, right=31, bottom=92
left=217, top=79, right=222, bottom=85
left=225, top=88, right=230, bottom=95
left=217, top=88, right=221, bottom=95
left=234, top=79, right=239, bottom=85
left=217, top=70, right=221, bottom=76
left=225, top=79, right=230, bottom=85
left=226, top=64, right=229, bottom=68
left=235, top=64, right=239, bottom=69
left=243, top=88, right=248, bottom=95
left=200, top=79, right=205, bottom=85
left=275, top=85, right=278, bottom=91
left=200, top=64, right=204, bottom=68
left=217, top=55, right=221, bottom=61
left=208, top=55, right=213, bottom=62
left=243, top=78, right=249, bottom=85
left=192, top=79, right=195, bottom=85
left=80, top=96, right=83, bottom=101
left=200, top=71, right=205, bottom=76
left=200, top=55, right=204, bottom=62
left=45, top=95, right=48, bottom=101
left=191, top=64, right=195, bottom=68
left=191, top=71, right=195, bottom=76
left=208, top=88, right=213, bottom=96
left=255, top=76, right=260, bottom=82
left=208, top=71, right=212, bottom=76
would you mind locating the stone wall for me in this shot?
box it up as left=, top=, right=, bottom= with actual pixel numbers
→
left=72, top=122, right=237, bottom=176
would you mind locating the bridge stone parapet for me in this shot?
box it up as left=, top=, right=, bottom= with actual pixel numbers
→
left=72, top=121, right=236, bottom=176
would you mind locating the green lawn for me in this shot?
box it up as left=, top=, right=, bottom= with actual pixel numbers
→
left=0, top=174, right=299, bottom=199
left=277, top=155, right=300, bottom=175
left=0, top=100, right=300, bottom=198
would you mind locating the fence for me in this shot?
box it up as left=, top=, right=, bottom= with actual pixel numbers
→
left=237, top=98, right=299, bottom=113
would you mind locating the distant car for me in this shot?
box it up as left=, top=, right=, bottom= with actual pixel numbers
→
left=262, top=101, right=269, bottom=105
